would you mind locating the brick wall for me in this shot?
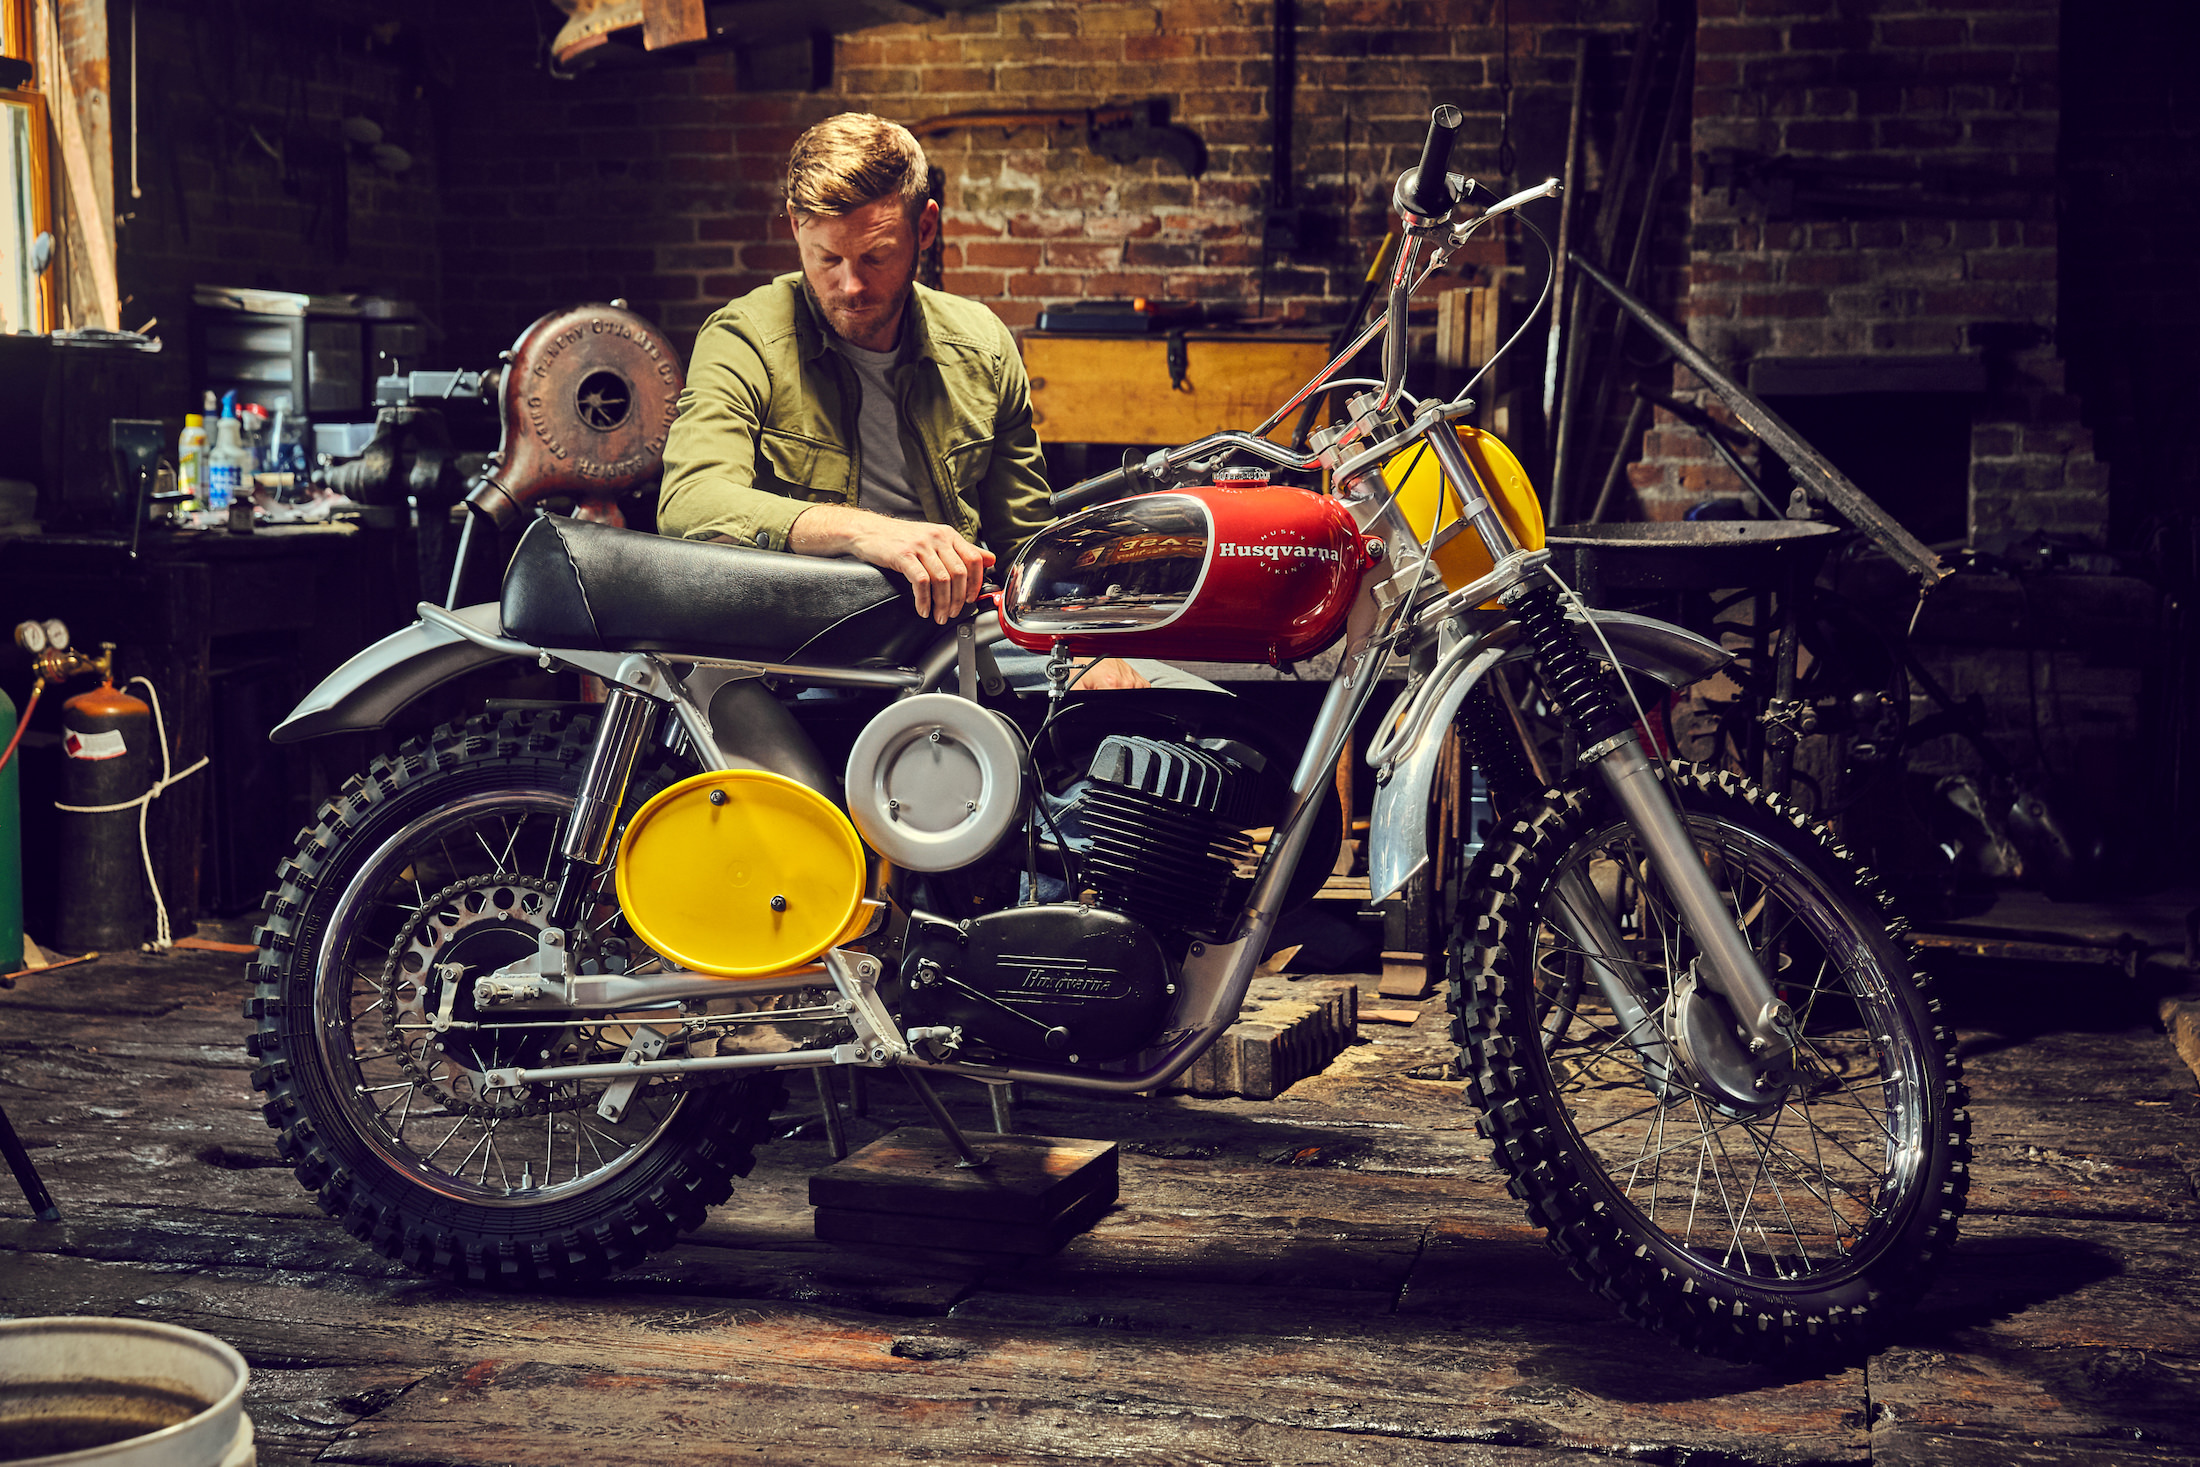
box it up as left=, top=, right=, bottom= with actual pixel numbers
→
left=1626, top=0, right=2108, bottom=545
left=431, top=1, right=1642, bottom=371
left=114, top=0, right=444, bottom=358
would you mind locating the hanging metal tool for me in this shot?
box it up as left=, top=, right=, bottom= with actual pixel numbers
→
left=909, top=102, right=1205, bottom=178
left=1260, top=0, right=1326, bottom=255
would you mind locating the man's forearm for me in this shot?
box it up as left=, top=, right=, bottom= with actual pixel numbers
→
left=786, top=501, right=874, bottom=556
left=787, top=503, right=994, bottom=622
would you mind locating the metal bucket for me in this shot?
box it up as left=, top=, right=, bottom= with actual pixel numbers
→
left=0, top=1317, right=253, bottom=1467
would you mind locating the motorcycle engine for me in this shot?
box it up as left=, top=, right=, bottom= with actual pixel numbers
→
left=893, top=727, right=1273, bottom=1064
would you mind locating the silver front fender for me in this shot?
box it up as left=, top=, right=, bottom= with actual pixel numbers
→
left=1365, top=610, right=1731, bottom=902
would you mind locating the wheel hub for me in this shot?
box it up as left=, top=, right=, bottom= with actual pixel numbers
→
left=384, top=874, right=575, bottom=1117
left=1662, top=965, right=1791, bottom=1117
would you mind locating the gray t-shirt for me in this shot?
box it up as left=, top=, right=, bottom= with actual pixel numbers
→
left=831, top=335, right=926, bottom=521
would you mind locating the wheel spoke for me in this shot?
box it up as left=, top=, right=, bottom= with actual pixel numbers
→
left=301, top=784, right=704, bottom=1210
left=247, top=715, right=789, bottom=1289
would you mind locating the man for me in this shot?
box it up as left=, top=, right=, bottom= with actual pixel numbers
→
left=658, top=112, right=1148, bottom=688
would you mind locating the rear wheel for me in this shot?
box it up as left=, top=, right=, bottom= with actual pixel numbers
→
left=1449, top=764, right=1969, bottom=1363
left=247, top=711, right=782, bottom=1287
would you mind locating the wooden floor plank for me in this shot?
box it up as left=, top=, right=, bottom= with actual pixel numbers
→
left=325, top=1359, right=1647, bottom=1467
left=1869, top=1212, right=2200, bottom=1462
left=6, top=944, right=2199, bottom=1466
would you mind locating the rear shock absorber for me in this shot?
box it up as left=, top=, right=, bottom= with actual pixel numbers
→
left=1505, top=580, right=1631, bottom=753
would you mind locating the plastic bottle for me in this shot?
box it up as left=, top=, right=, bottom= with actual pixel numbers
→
left=176, top=413, right=207, bottom=510
left=239, top=403, right=270, bottom=470
left=207, top=392, right=251, bottom=517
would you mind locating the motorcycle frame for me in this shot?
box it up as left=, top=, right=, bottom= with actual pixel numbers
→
left=407, top=553, right=1725, bottom=1105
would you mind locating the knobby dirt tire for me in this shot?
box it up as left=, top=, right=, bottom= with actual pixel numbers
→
left=245, top=710, right=782, bottom=1288
left=1448, top=764, right=1970, bottom=1365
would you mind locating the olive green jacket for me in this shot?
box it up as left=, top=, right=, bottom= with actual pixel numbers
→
left=657, top=274, right=1051, bottom=556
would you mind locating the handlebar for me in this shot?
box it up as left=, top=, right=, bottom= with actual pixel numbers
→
left=1051, top=433, right=1325, bottom=516
left=1402, top=105, right=1465, bottom=220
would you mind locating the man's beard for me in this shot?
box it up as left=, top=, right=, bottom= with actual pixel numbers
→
left=810, top=279, right=912, bottom=346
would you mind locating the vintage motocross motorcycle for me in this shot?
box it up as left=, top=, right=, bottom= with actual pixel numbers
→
left=246, top=107, right=1968, bottom=1365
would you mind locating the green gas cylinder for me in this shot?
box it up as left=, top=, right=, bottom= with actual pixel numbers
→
left=1, top=683, right=21, bottom=972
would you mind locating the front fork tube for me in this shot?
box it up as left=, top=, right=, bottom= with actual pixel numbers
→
left=1501, top=569, right=1793, bottom=1059
left=548, top=686, right=662, bottom=929
left=1544, top=867, right=1678, bottom=1095
left=1591, top=735, right=1793, bottom=1054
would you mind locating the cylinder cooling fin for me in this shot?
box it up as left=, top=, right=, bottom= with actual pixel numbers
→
left=1074, top=733, right=1264, bottom=937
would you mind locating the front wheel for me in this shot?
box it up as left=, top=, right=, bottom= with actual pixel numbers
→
left=1449, top=764, right=1969, bottom=1363
left=246, top=711, right=783, bottom=1287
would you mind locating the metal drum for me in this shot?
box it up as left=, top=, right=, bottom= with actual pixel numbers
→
left=1544, top=518, right=1846, bottom=597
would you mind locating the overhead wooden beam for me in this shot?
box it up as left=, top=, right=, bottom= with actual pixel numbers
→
left=641, top=0, right=707, bottom=50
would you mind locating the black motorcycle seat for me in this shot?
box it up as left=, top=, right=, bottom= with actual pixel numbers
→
left=499, top=514, right=938, bottom=666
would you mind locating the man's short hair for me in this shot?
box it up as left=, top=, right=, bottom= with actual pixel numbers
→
left=784, top=113, right=930, bottom=222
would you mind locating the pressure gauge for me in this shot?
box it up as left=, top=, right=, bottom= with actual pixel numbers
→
left=13, top=620, right=45, bottom=654
left=41, top=619, right=69, bottom=652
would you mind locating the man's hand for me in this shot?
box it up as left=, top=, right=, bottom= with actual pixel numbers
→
left=789, top=504, right=994, bottom=623
left=1075, top=657, right=1150, bottom=691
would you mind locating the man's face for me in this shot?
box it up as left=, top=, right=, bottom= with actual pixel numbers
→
left=790, top=195, right=940, bottom=353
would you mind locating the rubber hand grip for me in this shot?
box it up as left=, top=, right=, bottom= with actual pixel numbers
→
left=1051, top=460, right=1146, bottom=514
left=1406, top=105, right=1465, bottom=219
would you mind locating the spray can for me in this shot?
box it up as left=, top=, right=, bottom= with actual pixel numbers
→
left=56, top=680, right=154, bottom=952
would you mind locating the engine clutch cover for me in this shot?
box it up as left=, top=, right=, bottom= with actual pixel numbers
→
left=901, top=906, right=1171, bottom=1064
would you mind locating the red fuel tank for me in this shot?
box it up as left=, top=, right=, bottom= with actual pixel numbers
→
left=1000, top=480, right=1371, bottom=665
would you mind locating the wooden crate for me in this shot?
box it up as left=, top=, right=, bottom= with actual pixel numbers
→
left=1022, top=332, right=1335, bottom=445
left=810, top=1130, right=1119, bottom=1256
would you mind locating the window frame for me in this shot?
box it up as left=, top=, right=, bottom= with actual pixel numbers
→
left=2, top=0, right=56, bottom=334
left=1, top=0, right=28, bottom=70
left=3, top=87, right=53, bottom=333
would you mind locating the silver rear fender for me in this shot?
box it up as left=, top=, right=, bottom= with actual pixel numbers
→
left=272, top=604, right=531, bottom=744
left=1365, top=610, right=1731, bottom=902
left=272, top=604, right=841, bottom=796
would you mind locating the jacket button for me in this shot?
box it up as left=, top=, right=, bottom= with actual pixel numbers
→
left=754, top=530, right=771, bottom=547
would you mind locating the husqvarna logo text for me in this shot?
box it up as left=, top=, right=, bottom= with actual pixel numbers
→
left=1216, top=541, right=1339, bottom=563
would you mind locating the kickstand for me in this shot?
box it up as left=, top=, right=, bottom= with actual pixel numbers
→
left=0, top=1100, right=59, bottom=1222
left=900, top=1069, right=990, bottom=1169
left=811, top=1069, right=849, bottom=1161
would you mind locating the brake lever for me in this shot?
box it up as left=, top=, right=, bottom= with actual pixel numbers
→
left=1452, top=177, right=1561, bottom=241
